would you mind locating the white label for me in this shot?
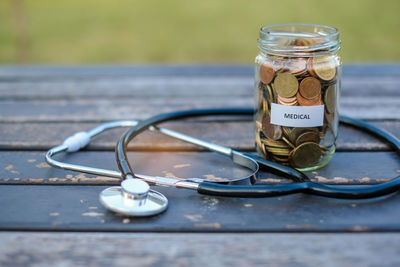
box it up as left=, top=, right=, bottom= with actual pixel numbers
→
left=270, top=103, right=324, bottom=127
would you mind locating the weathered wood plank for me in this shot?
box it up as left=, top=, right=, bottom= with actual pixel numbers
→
left=0, top=183, right=400, bottom=232
left=0, top=97, right=399, bottom=121
left=0, top=64, right=399, bottom=79
left=0, top=76, right=399, bottom=99
left=0, top=151, right=399, bottom=185
left=0, top=121, right=398, bottom=151
left=0, top=232, right=399, bottom=266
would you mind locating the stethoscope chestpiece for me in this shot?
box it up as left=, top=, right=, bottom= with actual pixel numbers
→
left=99, top=178, right=168, bottom=217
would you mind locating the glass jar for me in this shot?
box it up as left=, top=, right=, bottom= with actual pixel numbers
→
left=254, top=24, right=341, bottom=171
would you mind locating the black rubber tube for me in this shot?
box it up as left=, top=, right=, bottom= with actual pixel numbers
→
left=116, top=108, right=400, bottom=199
left=116, top=108, right=307, bottom=182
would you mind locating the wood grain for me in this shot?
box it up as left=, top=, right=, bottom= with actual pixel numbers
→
left=1, top=183, right=400, bottom=232
left=0, top=151, right=398, bottom=185
left=0, top=232, right=399, bottom=266
left=0, top=121, right=398, bottom=151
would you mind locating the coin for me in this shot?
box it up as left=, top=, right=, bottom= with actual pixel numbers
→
left=288, top=127, right=318, bottom=144
left=312, top=56, right=336, bottom=81
left=324, top=111, right=334, bottom=125
left=255, top=131, right=263, bottom=149
left=295, top=131, right=320, bottom=147
left=267, top=147, right=291, bottom=157
left=261, top=138, right=289, bottom=148
left=299, top=77, right=321, bottom=100
left=287, top=58, right=307, bottom=76
left=272, top=155, right=289, bottom=163
left=324, top=85, right=336, bottom=113
left=282, top=136, right=295, bottom=148
left=296, top=91, right=322, bottom=106
left=271, top=57, right=286, bottom=72
left=262, top=114, right=282, bottom=140
left=289, top=142, right=322, bottom=168
left=259, top=62, right=275, bottom=84
left=277, top=95, right=298, bottom=106
left=274, top=72, right=299, bottom=98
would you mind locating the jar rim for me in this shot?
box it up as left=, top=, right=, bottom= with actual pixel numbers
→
left=258, top=24, right=340, bottom=57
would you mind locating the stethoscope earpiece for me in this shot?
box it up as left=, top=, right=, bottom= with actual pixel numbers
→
left=99, top=178, right=168, bottom=217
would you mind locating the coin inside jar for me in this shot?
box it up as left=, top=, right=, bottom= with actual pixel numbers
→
left=295, top=131, right=321, bottom=147
left=262, top=114, right=282, bottom=140
left=289, top=142, right=322, bottom=168
left=312, top=56, right=336, bottom=81
left=287, top=58, right=307, bottom=76
left=324, top=85, right=336, bottom=114
left=296, top=91, right=322, bottom=106
left=274, top=72, right=299, bottom=98
left=299, top=77, right=321, bottom=100
left=259, top=62, right=275, bottom=84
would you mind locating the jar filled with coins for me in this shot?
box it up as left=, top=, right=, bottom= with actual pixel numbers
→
left=255, top=24, right=341, bottom=171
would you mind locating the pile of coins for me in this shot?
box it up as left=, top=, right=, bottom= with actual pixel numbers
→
left=255, top=50, right=339, bottom=169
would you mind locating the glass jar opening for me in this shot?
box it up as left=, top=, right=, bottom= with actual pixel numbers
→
left=258, top=24, right=340, bottom=57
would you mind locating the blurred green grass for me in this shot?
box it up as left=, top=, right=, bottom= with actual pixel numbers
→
left=1, top=0, right=399, bottom=63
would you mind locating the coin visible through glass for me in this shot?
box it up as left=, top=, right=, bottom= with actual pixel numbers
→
left=289, top=142, right=322, bottom=168
left=274, top=72, right=299, bottom=98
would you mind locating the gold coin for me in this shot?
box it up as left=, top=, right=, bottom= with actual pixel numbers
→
left=295, top=131, right=321, bottom=147
left=324, top=85, right=336, bottom=113
left=281, top=126, right=293, bottom=138
left=255, top=130, right=263, bottom=149
left=274, top=72, right=299, bottom=98
left=288, top=127, right=318, bottom=144
left=289, top=142, right=322, bottom=168
left=266, top=147, right=291, bottom=157
left=272, top=155, right=289, bottom=163
left=312, top=56, right=336, bottom=81
left=261, top=138, right=289, bottom=149
left=299, top=77, right=321, bottom=100
left=262, top=114, right=282, bottom=140
left=259, top=62, right=275, bottom=84
left=282, top=136, right=295, bottom=149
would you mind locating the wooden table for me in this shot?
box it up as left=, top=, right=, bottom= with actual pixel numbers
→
left=0, top=65, right=400, bottom=266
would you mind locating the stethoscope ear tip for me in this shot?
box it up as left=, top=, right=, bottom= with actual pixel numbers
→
left=99, top=179, right=168, bottom=217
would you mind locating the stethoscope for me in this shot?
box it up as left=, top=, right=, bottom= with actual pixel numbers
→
left=46, top=108, right=400, bottom=217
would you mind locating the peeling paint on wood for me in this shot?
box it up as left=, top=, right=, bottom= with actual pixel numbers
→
left=35, top=162, right=50, bottom=168
left=28, top=178, right=44, bottom=183
left=4, top=164, right=14, bottom=171
left=314, top=176, right=351, bottom=183
left=349, top=225, right=371, bottom=232
left=82, top=212, right=105, bottom=217
left=194, top=223, right=221, bottom=229
left=184, top=214, right=203, bottom=222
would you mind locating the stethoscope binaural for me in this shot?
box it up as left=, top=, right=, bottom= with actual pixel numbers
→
left=46, top=108, right=400, bottom=217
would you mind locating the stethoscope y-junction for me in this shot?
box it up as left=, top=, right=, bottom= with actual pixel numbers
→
left=46, top=108, right=400, bottom=217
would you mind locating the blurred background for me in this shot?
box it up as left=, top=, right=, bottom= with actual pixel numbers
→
left=1, top=0, right=399, bottom=64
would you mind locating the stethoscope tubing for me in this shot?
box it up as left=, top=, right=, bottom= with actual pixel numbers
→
left=116, top=108, right=400, bottom=199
